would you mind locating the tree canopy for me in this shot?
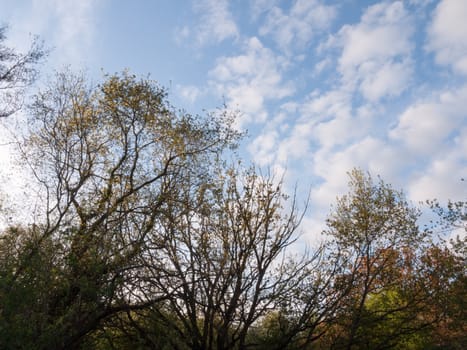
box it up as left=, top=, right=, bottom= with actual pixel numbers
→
left=0, top=29, right=465, bottom=350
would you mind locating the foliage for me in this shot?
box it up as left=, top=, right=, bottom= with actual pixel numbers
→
left=320, top=169, right=438, bottom=350
left=420, top=239, right=467, bottom=349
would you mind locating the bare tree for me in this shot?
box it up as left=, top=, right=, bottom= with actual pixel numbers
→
left=128, top=165, right=346, bottom=350
left=0, top=25, right=46, bottom=117
left=0, top=70, right=238, bottom=349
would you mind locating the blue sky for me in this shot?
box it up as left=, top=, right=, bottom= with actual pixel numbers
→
left=1, top=0, right=466, bottom=242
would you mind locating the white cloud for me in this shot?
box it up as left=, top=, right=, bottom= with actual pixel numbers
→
left=174, top=26, right=191, bottom=45
left=454, top=125, right=467, bottom=156
left=332, top=1, right=414, bottom=101
left=312, top=137, right=403, bottom=204
left=389, top=85, right=467, bottom=203
left=247, top=89, right=353, bottom=168
left=313, top=116, right=362, bottom=149
left=358, top=59, right=413, bottom=101
left=390, top=86, right=467, bottom=154
left=339, top=2, right=412, bottom=66
left=259, top=0, right=336, bottom=52
left=426, top=0, right=467, bottom=74
left=313, top=57, right=332, bottom=76
left=305, top=83, right=467, bottom=235
left=276, top=122, right=313, bottom=164
left=247, top=106, right=294, bottom=167
left=206, top=1, right=466, bottom=246
left=408, top=0, right=436, bottom=6
left=286, top=134, right=412, bottom=241
left=293, top=89, right=358, bottom=150
left=50, top=0, right=96, bottom=60
left=239, top=2, right=465, bottom=246
left=248, top=89, right=358, bottom=169
left=176, top=85, right=203, bottom=104
left=192, top=0, right=239, bottom=46
left=301, top=89, right=351, bottom=121
left=4, top=0, right=100, bottom=67
left=250, top=0, right=281, bottom=19
left=408, top=152, right=467, bottom=202
left=290, top=89, right=375, bottom=151
left=298, top=215, right=328, bottom=248
left=248, top=130, right=279, bottom=166
left=209, top=37, right=294, bottom=128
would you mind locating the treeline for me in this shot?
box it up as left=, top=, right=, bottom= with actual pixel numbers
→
left=0, top=28, right=465, bottom=350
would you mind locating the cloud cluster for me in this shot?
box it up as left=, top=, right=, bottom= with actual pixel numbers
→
left=4, top=0, right=100, bottom=67
left=242, top=0, right=466, bottom=237
left=333, top=1, right=414, bottom=101
left=427, top=0, right=467, bottom=74
left=259, top=0, right=336, bottom=52
left=392, top=85, right=467, bottom=202
left=194, top=0, right=239, bottom=46
left=209, top=37, right=294, bottom=127
left=3, top=0, right=464, bottom=243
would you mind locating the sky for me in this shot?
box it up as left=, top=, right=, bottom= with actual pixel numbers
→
left=0, top=0, right=466, bottom=243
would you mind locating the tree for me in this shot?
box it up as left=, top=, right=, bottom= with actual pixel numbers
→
left=321, top=169, right=435, bottom=350
left=1, top=68, right=350, bottom=348
left=2, top=69, right=348, bottom=350
left=3, top=64, right=461, bottom=349
left=420, top=240, right=467, bottom=349
left=109, top=166, right=345, bottom=350
left=0, top=70, right=238, bottom=349
left=422, top=199, right=467, bottom=349
left=0, top=225, right=62, bottom=348
left=0, top=25, right=46, bottom=117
